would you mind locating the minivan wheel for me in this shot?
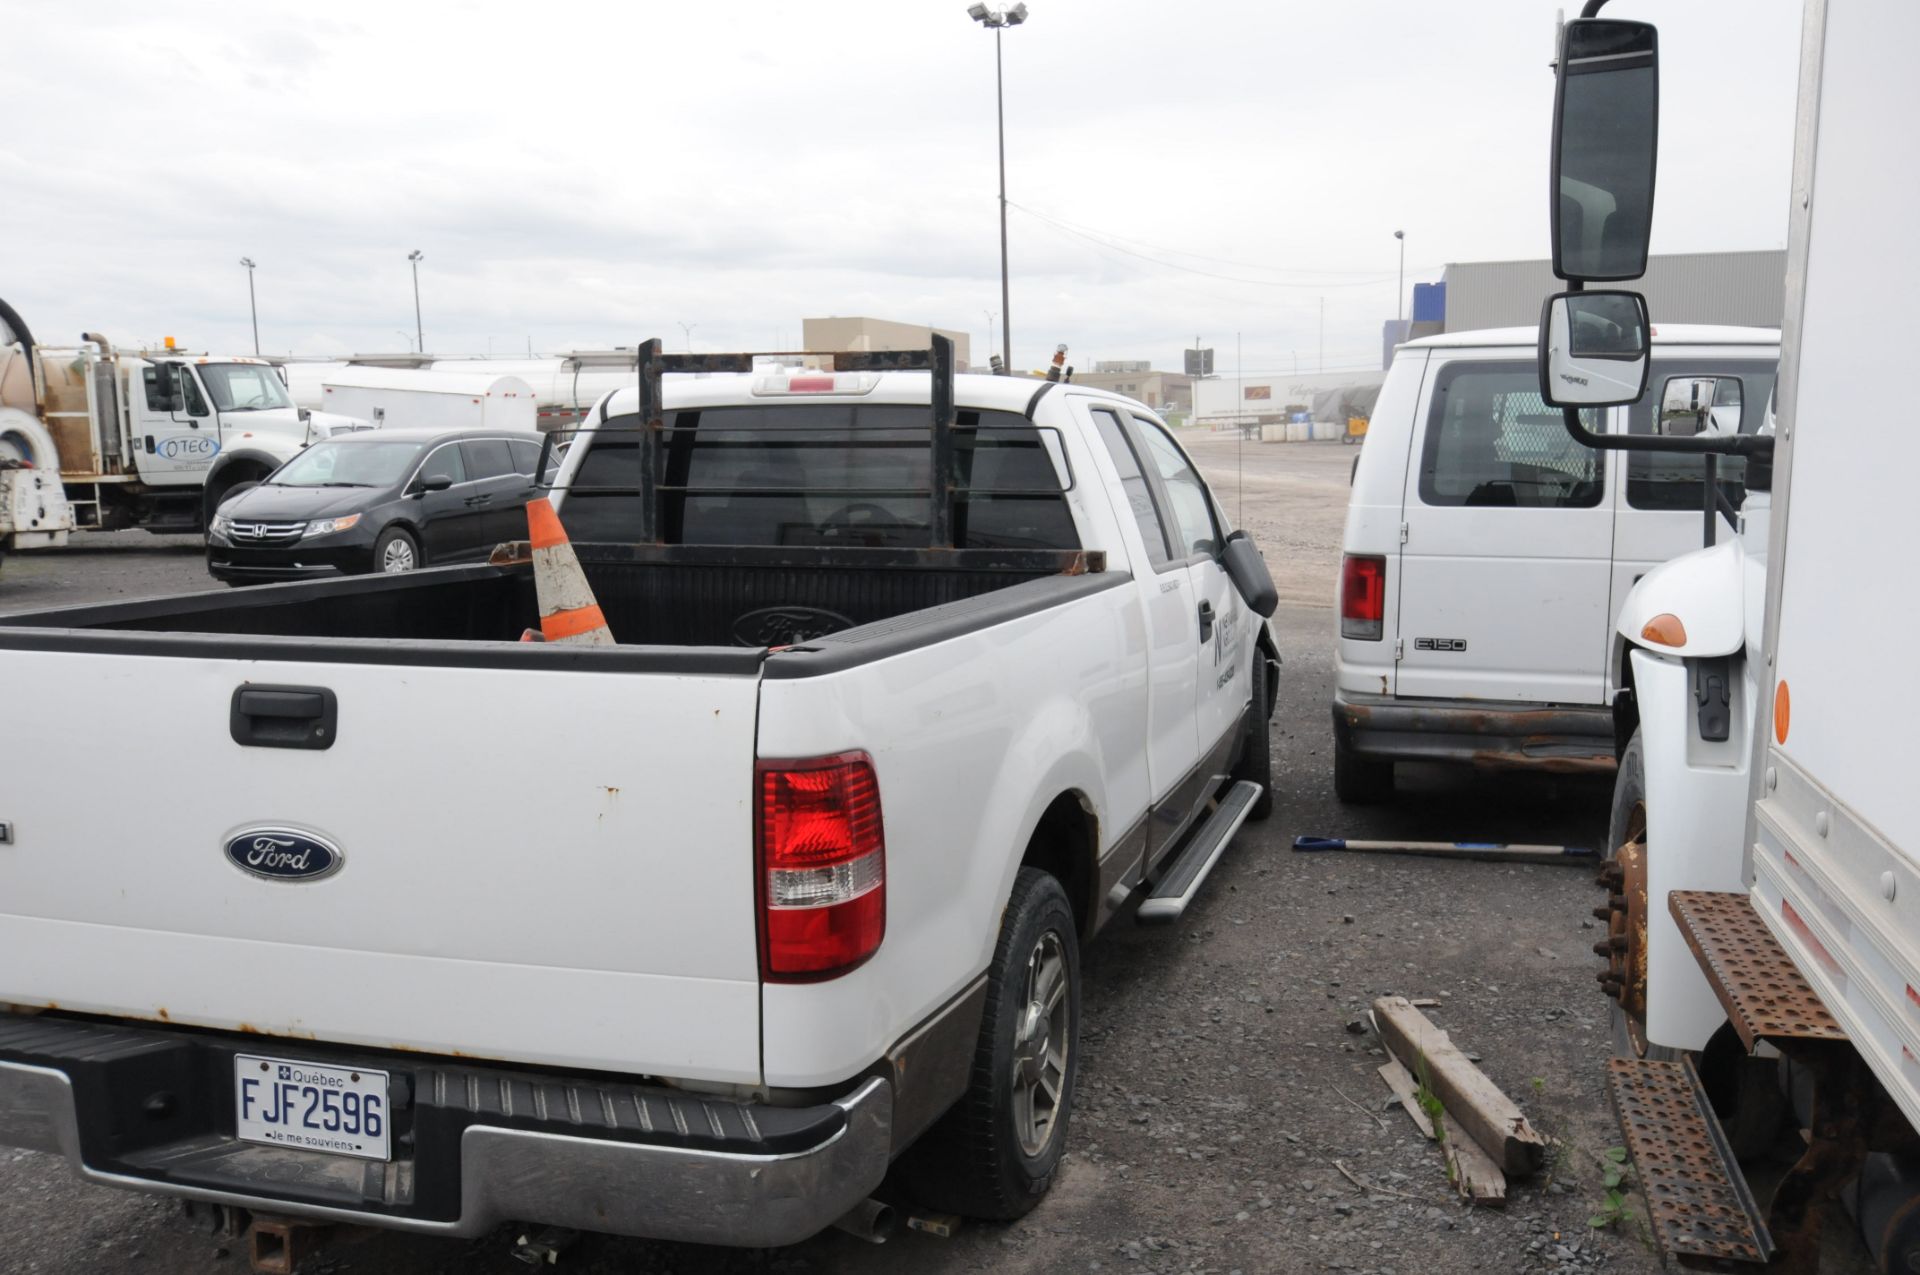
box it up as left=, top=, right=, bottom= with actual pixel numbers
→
left=895, top=867, right=1080, bottom=1221
left=373, top=526, right=419, bottom=574
left=1333, top=739, right=1393, bottom=804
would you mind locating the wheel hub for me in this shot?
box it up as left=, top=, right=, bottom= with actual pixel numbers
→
left=1010, top=931, right=1070, bottom=1158
left=1593, top=801, right=1651, bottom=1054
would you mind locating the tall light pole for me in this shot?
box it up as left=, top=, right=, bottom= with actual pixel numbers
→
left=407, top=250, right=425, bottom=354
left=678, top=321, right=697, bottom=352
left=984, top=309, right=998, bottom=366
left=1393, top=229, right=1406, bottom=325
left=239, top=257, right=259, bottom=355
left=968, top=2, right=1027, bottom=371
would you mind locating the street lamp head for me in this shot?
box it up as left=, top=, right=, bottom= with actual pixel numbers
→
left=408, top=249, right=424, bottom=263
left=1393, top=229, right=1404, bottom=240
left=1005, top=2, right=1028, bottom=24
left=239, top=257, right=255, bottom=269
left=966, top=2, right=990, bottom=18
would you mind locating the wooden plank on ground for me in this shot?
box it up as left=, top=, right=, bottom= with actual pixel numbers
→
left=1441, top=1111, right=1508, bottom=1207
left=1376, top=1059, right=1435, bottom=1139
left=1370, top=996, right=1546, bottom=1175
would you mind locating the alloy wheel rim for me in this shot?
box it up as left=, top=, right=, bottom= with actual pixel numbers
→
left=382, top=540, right=416, bottom=573
left=1010, top=929, right=1070, bottom=1157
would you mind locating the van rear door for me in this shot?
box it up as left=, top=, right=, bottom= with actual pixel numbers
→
left=1394, top=353, right=1614, bottom=705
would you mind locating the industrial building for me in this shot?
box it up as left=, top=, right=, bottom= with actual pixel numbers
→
left=801, top=317, right=971, bottom=369
left=1069, top=369, right=1191, bottom=414
left=1192, top=369, right=1383, bottom=432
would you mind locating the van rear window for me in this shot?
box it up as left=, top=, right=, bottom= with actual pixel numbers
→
left=561, top=405, right=1077, bottom=550
left=1417, top=363, right=1602, bottom=509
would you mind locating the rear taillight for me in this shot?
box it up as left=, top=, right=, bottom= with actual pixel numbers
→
left=1340, top=554, right=1386, bottom=640
left=755, top=751, right=886, bottom=982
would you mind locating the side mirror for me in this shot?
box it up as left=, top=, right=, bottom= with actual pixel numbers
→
left=144, top=363, right=181, bottom=413
left=1551, top=18, right=1659, bottom=282
left=1538, top=290, right=1650, bottom=408
left=1658, top=375, right=1744, bottom=437
left=416, top=473, right=454, bottom=493
left=1220, top=530, right=1279, bottom=618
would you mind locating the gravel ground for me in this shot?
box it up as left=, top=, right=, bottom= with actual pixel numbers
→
left=0, top=441, right=1729, bottom=1273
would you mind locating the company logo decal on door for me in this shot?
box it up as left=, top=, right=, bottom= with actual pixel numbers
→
left=224, top=828, right=344, bottom=881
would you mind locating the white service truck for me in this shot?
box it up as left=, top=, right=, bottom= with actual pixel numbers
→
left=0, top=298, right=361, bottom=562
left=0, top=339, right=1282, bottom=1251
left=1536, top=4, right=1920, bottom=1269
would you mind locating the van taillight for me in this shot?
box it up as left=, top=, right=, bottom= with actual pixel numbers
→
left=755, top=752, right=886, bottom=982
left=1340, top=555, right=1386, bottom=640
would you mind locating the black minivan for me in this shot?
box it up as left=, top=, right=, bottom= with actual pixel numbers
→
left=206, top=428, right=546, bottom=584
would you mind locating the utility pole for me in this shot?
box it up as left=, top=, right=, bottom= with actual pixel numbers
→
left=239, top=258, right=259, bottom=355
left=1319, top=297, right=1325, bottom=373
left=969, top=3, right=1028, bottom=371
left=407, top=250, right=425, bottom=353
left=1393, top=230, right=1406, bottom=325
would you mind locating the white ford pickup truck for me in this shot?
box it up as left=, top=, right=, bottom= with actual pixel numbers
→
left=0, top=338, right=1279, bottom=1249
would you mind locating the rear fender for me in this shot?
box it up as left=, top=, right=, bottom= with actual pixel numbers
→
left=1633, top=647, right=1751, bottom=1052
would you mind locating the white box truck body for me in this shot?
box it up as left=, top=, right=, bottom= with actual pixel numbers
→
left=319, top=369, right=537, bottom=434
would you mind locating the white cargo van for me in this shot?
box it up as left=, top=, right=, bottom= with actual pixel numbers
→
left=1331, top=325, right=1777, bottom=801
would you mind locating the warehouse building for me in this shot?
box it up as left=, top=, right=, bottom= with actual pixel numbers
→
left=1069, top=369, right=1191, bottom=414
left=1440, top=249, right=1786, bottom=332
left=802, top=317, right=971, bottom=369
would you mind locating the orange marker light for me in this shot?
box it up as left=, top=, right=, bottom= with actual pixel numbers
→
left=1641, top=613, right=1687, bottom=647
left=1775, top=680, right=1791, bottom=744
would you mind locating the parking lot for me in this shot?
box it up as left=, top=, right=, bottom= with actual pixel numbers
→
left=0, top=438, right=1647, bottom=1275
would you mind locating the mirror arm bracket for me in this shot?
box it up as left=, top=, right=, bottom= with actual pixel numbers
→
left=1559, top=406, right=1775, bottom=461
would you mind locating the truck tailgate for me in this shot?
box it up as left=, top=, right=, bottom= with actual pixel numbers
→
left=0, top=647, right=764, bottom=1082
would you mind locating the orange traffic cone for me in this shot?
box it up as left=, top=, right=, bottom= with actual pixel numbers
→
left=526, top=498, right=615, bottom=646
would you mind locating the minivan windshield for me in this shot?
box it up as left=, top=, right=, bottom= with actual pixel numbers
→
left=270, top=439, right=424, bottom=488
left=199, top=363, right=294, bottom=412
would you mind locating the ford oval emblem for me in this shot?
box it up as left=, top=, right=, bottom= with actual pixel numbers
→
left=731, top=605, right=853, bottom=647
left=224, top=828, right=343, bottom=882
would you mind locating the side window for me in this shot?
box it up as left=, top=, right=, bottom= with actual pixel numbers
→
left=508, top=439, right=543, bottom=476
left=1132, top=418, right=1219, bottom=558
left=1090, top=407, right=1171, bottom=568
left=1625, top=360, right=1777, bottom=510
left=1417, top=362, right=1602, bottom=508
left=179, top=369, right=210, bottom=418
left=420, top=442, right=467, bottom=486
left=459, top=438, right=514, bottom=480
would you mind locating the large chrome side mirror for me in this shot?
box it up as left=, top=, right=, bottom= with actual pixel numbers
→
left=1538, top=291, right=1650, bottom=408
left=1658, top=375, right=1744, bottom=437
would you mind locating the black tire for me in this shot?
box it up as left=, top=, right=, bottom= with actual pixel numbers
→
left=371, top=526, right=420, bottom=574
left=897, top=868, right=1080, bottom=1220
left=203, top=473, right=264, bottom=527
left=1333, top=737, right=1393, bottom=804
left=1232, top=653, right=1275, bottom=820
left=1609, top=734, right=1787, bottom=1156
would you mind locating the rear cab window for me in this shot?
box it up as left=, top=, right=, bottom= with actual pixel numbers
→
left=560, top=403, right=1078, bottom=550
left=1417, top=361, right=1602, bottom=509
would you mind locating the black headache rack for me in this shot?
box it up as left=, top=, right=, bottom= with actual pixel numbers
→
left=528, top=334, right=1101, bottom=575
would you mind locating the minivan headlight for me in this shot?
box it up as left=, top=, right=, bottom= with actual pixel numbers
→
left=209, top=512, right=232, bottom=538
left=303, top=513, right=362, bottom=538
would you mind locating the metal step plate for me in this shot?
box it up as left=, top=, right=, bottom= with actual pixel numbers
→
left=1669, top=890, right=1847, bottom=1052
left=1136, top=780, right=1261, bottom=925
left=1607, top=1056, right=1773, bottom=1267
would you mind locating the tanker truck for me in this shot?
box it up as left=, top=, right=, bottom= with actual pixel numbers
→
left=0, top=297, right=363, bottom=566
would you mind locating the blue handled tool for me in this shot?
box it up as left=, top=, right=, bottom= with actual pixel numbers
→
left=1292, top=837, right=1597, bottom=865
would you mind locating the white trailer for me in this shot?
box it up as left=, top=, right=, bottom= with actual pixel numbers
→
left=318, top=368, right=538, bottom=434
left=1534, top=2, right=1920, bottom=1269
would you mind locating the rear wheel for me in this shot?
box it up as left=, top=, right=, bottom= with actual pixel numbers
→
left=1333, top=738, right=1393, bottom=804
left=1231, top=653, right=1274, bottom=820
left=896, top=868, right=1080, bottom=1220
left=373, top=526, right=419, bottom=574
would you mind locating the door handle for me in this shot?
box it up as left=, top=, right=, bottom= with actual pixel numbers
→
left=1197, top=600, right=1215, bottom=642
left=464, top=494, right=494, bottom=506
left=231, top=684, right=337, bottom=750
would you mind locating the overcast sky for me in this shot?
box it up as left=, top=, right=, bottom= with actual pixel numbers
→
left=1, top=1, right=1802, bottom=375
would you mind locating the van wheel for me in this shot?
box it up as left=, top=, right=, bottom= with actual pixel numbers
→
left=896, top=868, right=1080, bottom=1220
left=1231, top=655, right=1274, bottom=820
left=373, top=527, right=419, bottom=574
left=1333, top=740, right=1393, bottom=804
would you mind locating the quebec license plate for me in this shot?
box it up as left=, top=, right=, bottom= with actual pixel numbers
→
left=233, top=1054, right=391, bottom=1161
